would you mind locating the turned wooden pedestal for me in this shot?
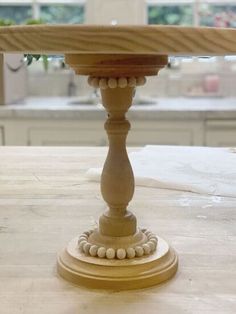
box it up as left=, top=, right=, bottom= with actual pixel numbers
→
left=1, top=24, right=236, bottom=291
left=57, top=54, right=178, bottom=289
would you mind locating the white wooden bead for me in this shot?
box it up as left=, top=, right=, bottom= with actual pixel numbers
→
left=78, top=240, right=87, bottom=250
left=78, top=237, right=87, bottom=244
left=148, top=233, right=156, bottom=239
left=106, top=248, right=115, bottom=259
left=135, top=246, right=144, bottom=257
left=97, top=247, right=106, bottom=258
left=149, top=239, right=157, bottom=249
left=87, top=76, right=93, bottom=86
left=126, top=247, right=135, bottom=259
left=116, top=248, right=126, bottom=260
left=83, top=231, right=90, bottom=237
left=149, top=236, right=158, bottom=242
left=83, top=243, right=91, bottom=254
left=128, top=77, right=136, bottom=87
left=89, top=245, right=98, bottom=257
left=91, top=77, right=99, bottom=88
left=108, top=78, right=117, bottom=89
left=136, top=76, right=146, bottom=86
left=143, top=244, right=151, bottom=255
left=99, top=78, right=108, bottom=90
left=147, top=241, right=155, bottom=252
left=118, top=77, right=128, bottom=88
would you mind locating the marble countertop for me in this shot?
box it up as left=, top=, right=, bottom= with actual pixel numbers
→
left=1, top=97, right=236, bottom=120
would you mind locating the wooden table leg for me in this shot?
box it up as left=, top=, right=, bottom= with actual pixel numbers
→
left=57, top=54, right=178, bottom=290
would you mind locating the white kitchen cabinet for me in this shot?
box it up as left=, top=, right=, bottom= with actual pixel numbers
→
left=0, top=126, right=4, bottom=145
left=128, top=121, right=204, bottom=146
left=0, top=119, right=205, bottom=147
left=3, top=118, right=236, bottom=147
left=206, top=120, right=236, bottom=147
left=28, top=127, right=107, bottom=146
left=2, top=120, right=107, bottom=146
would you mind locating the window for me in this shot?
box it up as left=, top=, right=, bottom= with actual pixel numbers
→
left=148, top=4, right=193, bottom=26
left=40, top=4, right=84, bottom=24
left=0, top=1, right=85, bottom=25
left=147, top=1, right=236, bottom=28
left=199, top=4, right=236, bottom=27
left=0, top=5, right=32, bottom=24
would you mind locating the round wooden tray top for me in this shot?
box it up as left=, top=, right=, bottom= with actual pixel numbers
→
left=0, top=25, right=236, bottom=55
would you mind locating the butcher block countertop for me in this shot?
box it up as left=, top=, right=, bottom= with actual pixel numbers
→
left=0, top=146, right=235, bottom=314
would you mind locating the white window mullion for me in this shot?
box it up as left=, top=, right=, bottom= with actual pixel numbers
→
left=32, top=1, right=40, bottom=20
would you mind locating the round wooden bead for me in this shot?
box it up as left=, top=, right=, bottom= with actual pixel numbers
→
left=97, top=247, right=106, bottom=258
left=149, top=236, right=158, bottom=243
left=118, top=77, right=128, bottom=88
left=83, top=242, right=91, bottom=254
left=89, top=245, right=98, bottom=257
left=106, top=248, right=115, bottom=259
left=99, top=78, right=108, bottom=90
left=135, top=246, right=144, bottom=257
left=126, top=247, right=135, bottom=259
left=143, top=243, right=151, bottom=255
left=147, top=241, right=155, bottom=252
left=116, top=248, right=126, bottom=260
left=108, top=78, right=117, bottom=89
left=78, top=240, right=87, bottom=250
left=128, top=77, right=136, bottom=87
left=87, top=76, right=93, bottom=86
left=83, top=231, right=91, bottom=237
left=149, top=239, right=157, bottom=249
left=78, top=237, right=87, bottom=244
left=148, top=233, right=156, bottom=239
left=136, top=76, right=146, bottom=86
left=91, top=77, right=99, bottom=88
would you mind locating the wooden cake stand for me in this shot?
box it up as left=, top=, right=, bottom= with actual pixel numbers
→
left=1, top=25, right=236, bottom=290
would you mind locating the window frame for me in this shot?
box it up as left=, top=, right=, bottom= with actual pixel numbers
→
left=0, top=0, right=85, bottom=21
left=147, top=0, right=236, bottom=26
left=1, top=1, right=236, bottom=26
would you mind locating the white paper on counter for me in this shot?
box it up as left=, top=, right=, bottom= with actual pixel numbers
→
left=86, top=146, right=236, bottom=197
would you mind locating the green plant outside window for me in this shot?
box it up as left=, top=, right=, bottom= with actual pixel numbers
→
left=200, top=4, right=236, bottom=28
left=148, top=5, right=193, bottom=26
left=40, top=5, right=84, bottom=24
left=0, top=6, right=32, bottom=24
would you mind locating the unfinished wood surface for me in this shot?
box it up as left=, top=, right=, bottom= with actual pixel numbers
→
left=0, top=25, right=236, bottom=55
left=58, top=72, right=177, bottom=289
left=100, top=87, right=136, bottom=237
left=0, top=146, right=235, bottom=313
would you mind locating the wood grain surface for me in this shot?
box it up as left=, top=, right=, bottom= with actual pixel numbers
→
left=0, top=146, right=235, bottom=313
left=0, top=25, right=236, bottom=55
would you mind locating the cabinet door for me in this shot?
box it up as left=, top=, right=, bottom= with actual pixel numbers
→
left=127, top=121, right=204, bottom=146
left=28, top=128, right=107, bottom=146
left=206, top=120, right=236, bottom=147
left=0, top=127, right=4, bottom=145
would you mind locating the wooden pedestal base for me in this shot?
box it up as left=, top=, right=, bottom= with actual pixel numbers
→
left=57, top=54, right=178, bottom=290
left=57, top=236, right=178, bottom=290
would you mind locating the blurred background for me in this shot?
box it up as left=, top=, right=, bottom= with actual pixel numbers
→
left=1, top=0, right=236, bottom=147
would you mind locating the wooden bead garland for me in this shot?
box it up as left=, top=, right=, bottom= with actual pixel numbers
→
left=88, top=76, right=146, bottom=89
left=77, top=229, right=158, bottom=260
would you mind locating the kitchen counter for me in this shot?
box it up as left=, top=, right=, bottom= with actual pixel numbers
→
left=0, top=96, right=236, bottom=120
left=0, top=146, right=235, bottom=314
left=0, top=97, right=236, bottom=147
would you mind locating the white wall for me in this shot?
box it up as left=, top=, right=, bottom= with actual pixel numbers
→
left=86, top=0, right=147, bottom=25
